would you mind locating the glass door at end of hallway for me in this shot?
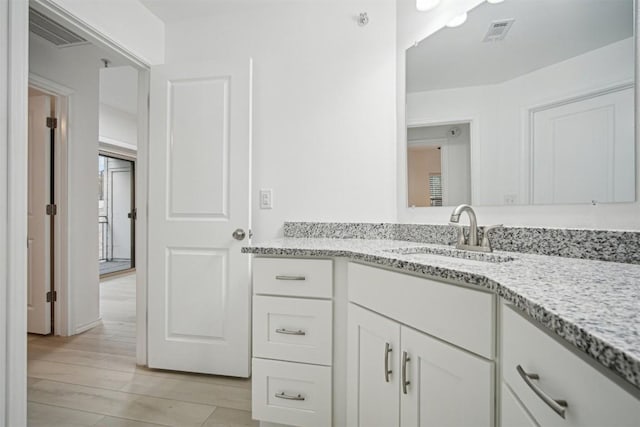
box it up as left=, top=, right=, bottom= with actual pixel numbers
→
left=99, top=154, right=135, bottom=276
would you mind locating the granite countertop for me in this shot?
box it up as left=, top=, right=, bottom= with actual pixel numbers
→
left=242, top=237, right=640, bottom=390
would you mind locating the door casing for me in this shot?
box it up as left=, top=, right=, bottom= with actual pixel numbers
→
left=29, top=74, right=72, bottom=337
left=5, top=2, right=152, bottom=424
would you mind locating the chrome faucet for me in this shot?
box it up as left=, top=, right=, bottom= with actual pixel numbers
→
left=449, top=204, right=502, bottom=252
left=449, top=204, right=479, bottom=247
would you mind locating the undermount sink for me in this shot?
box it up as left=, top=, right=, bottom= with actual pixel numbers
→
left=384, top=246, right=515, bottom=263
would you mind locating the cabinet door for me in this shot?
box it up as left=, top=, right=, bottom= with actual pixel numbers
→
left=501, top=382, right=538, bottom=427
left=348, top=303, right=401, bottom=427
left=400, top=326, right=493, bottom=427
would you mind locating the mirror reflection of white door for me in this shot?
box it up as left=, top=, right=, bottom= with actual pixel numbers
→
left=532, top=86, right=634, bottom=204
left=148, top=58, right=252, bottom=376
left=27, top=94, right=52, bottom=335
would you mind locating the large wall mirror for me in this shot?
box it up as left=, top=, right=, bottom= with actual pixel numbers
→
left=405, top=0, right=635, bottom=207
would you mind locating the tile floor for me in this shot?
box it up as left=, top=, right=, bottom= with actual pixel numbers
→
left=27, top=273, right=257, bottom=427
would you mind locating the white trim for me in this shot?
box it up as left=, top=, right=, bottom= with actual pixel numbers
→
left=28, top=73, right=74, bottom=97
left=407, top=137, right=447, bottom=148
left=74, top=318, right=103, bottom=335
left=99, top=136, right=137, bottom=154
left=28, top=73, right=72, bottom=337
left=99, top=147, right=136, bottom=163
left=136, top=69, right=150, bottom=366
left=7, top=0, right=29, bottom=425
left=1, top=2, right=9, bottom=425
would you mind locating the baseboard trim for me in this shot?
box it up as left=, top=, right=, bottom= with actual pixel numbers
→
left=74, top=318, right=103, bottom=335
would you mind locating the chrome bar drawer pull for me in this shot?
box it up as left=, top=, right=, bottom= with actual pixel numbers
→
left=275, top=392, right=305, bottom=401
left=275, top=275, right=306, bottom=281
left=517, top=365, right=568, bottom=419
left=402, top=351, right=411, bottom=394
left=384, top=342, right=393, bottom=382
left=275, top=328, right=306, bottom=336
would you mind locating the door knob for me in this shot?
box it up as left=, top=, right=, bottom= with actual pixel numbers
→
left=232, top=228, right=246, bottom=241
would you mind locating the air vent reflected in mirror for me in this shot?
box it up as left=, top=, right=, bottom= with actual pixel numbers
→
left=483, top=18, right=515, bottom=42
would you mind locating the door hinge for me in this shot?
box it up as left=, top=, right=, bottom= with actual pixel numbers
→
left=46, top=291, right=57, bottom=303
left=46, top=117, right=58, bottom=129
left=46, top=204, right=57, bottom=215
left=127, top=208, right=137, bottom=220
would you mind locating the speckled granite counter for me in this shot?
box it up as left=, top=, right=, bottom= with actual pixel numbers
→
left=242, top=237, right=640, bottom=390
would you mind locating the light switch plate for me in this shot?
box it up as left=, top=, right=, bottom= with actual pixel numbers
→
left=260, top=189, right=273, bottom=209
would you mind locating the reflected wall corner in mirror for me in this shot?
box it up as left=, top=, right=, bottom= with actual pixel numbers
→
left=405, top=0, right=635, bottom=208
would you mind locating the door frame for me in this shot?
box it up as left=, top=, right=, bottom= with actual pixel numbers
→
left=98, top=151, right=136, bottom=277
left=405, top=118, right=478, bottom=207
left=28, top=73, right=72, bottom=337
left=5, top=2, right=151, bottom=423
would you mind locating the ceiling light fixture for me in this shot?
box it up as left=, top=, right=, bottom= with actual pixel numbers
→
left=446, top=12, right=468, bottom=28
left=487, top=0, right=505, bottom=3
left=416, top=0, right=440, bottom=12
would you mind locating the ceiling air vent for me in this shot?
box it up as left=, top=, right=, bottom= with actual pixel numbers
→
left=482, top=19, right=515, bottom=42
left=29, top=8, right=88, bottom=47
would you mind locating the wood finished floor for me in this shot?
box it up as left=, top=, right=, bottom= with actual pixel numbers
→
left=28, top=273, right=257, bottom=427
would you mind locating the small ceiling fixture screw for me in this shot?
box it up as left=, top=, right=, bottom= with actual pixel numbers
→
left=101, top=58, right=111, bottom=68
left=358, top=12, right=369, bottom=26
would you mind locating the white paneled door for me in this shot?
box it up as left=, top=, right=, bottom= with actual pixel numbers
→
left=27, top=95, right=52, bottom=335
left=148, top=59, right=252, bottom=377
left=532, top=86, right=634, bottom=204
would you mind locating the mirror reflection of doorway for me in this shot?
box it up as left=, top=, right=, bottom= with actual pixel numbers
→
left=99, top=154, right=135, bottom=276
left=407, top=122, right=471, bottom=207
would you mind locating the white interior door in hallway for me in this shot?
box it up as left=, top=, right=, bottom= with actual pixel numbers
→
left=109, top=158, right=133, bottom=261
left=148, top=58, right=252, bottom=377
left=27, top=94, right=52, bottom=335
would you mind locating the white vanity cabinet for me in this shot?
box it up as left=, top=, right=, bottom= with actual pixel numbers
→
left=500, top=303, right=640, bottom=427
left=251, top=257, right=334, bottom=427
left=347, top=262, right=495, bottom=427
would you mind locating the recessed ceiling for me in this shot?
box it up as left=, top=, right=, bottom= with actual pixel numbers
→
left=406, top=0, right=634, bottom=93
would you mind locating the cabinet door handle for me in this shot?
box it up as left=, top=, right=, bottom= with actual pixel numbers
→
left=275, top=328, right=306, bottom=336
left=384, top=342, right=393, bottom=382
left=274, top=392, right=305, bottom=401
left=516, top=365, right=568, bottom=419
left=402, top=351, right=411, bottom=394
left=275, top=275, right=306, bottom=281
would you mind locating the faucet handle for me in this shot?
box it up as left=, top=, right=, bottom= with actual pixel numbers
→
left=479, top=224, right=503, bottom=251
left=448, top=223, right=466, bottom=246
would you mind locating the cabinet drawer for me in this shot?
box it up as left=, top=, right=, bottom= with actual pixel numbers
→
left=252, top=358, right=332, bottom=427
left=253, top=258, right=333, bottom=298
left=253, top=295, right=332, bottom=365
left=502, top=304, right=640, bottom=427
left=348, top=262, right=495, bottom=358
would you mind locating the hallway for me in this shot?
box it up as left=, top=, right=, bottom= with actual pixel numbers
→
left=27, top=274, right=256, bottom=427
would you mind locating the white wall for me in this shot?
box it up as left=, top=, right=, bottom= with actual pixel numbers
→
left=407, top=37, right=634, bottom=206
left=99, top=103, right=137, bottom=148
left=0, top=1, right=9, bottom=423
left=398, top=0, right=640, bottom=231
left=30, top=34, right=101, bottom=333
left=165, top=0, right=398, bottom=240
left=42, top=0, right=165, bottom=65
